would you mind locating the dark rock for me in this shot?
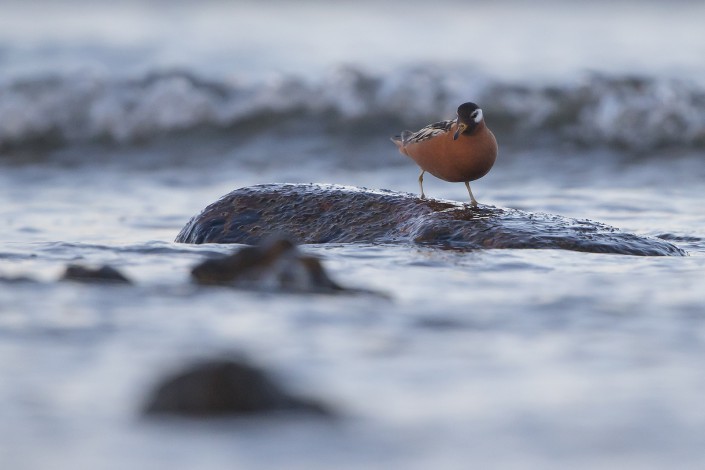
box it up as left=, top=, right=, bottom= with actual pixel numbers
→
left=61, top=264, right=132, bottom=284
left=191, top=237, right=347, bottom=293
left=175, top=183, right=686, bottom=256
left=143, top=358, right=332, bottom=418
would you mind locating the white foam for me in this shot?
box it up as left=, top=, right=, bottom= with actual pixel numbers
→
left=1, top=68, right=704, bottom=152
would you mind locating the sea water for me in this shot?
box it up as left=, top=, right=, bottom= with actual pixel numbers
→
left=2, top=1, right=705, bottom=468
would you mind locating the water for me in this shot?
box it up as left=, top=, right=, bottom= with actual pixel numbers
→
left=2, top=1, right=705, bottom=468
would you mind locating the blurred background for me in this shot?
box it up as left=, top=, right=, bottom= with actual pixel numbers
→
left=3, top=0, right=705, bottom=80
left=2, top=0, right=705, bottom=154
left=2, top=0, right=704, bottom=230
left=2, top=0, right=705, bottom=204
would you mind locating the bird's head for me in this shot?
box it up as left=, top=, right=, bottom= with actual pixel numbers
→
left=453, top=102, right=484, bottom=140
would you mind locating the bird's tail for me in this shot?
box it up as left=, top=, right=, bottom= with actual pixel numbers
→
left=390, top=135, right=403, bottom=149
left=390, top=130, right=413, bottom=151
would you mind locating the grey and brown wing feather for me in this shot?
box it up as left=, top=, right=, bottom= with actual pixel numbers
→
left=391, top=119, right=454, bottom=146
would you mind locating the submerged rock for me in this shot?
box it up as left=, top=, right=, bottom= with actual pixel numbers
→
left=175, top=183, right=685, bottom=256
left=191, top=237, right=346, bottom=293
left=61, top=264, right=132, bottom=284
left=143, top=358, right=332, bottom=418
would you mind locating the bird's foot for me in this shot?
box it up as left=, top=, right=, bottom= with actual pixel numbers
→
left=464, top=182, right=478, bottom=208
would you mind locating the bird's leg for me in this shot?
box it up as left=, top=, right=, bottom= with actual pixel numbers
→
left=465, top=181, right=478, bottom=207
left=418, top=169, right=426, bottom=199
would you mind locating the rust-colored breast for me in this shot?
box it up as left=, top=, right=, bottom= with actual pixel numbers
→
left=401, top=122, right=498, bottom=183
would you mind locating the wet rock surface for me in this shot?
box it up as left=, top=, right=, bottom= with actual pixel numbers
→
left=143, top=358, right=332, bottom=418
left=175, top=183, right=686, bottom=256
left=61, top=264, right=132, bottom=284
left=191, top=237, right=347, bottom=293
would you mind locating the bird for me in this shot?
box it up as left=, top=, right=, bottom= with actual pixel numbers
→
left=391, top=102, right=497, bottom=207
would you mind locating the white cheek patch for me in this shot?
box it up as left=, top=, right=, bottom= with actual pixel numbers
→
left=474, top=109, right=483, bottom=123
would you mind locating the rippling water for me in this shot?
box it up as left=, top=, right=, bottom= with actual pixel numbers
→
left=2, top=1, right=705, bottom=469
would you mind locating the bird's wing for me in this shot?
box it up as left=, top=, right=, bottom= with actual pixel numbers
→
left=401, top=119, right=455, bottom=145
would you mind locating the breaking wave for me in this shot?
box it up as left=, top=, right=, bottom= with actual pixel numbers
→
left=1, top=66, right=705, bottom=152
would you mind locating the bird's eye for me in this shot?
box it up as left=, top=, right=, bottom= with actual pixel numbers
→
left=471, top=111, right=478, bottom=118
